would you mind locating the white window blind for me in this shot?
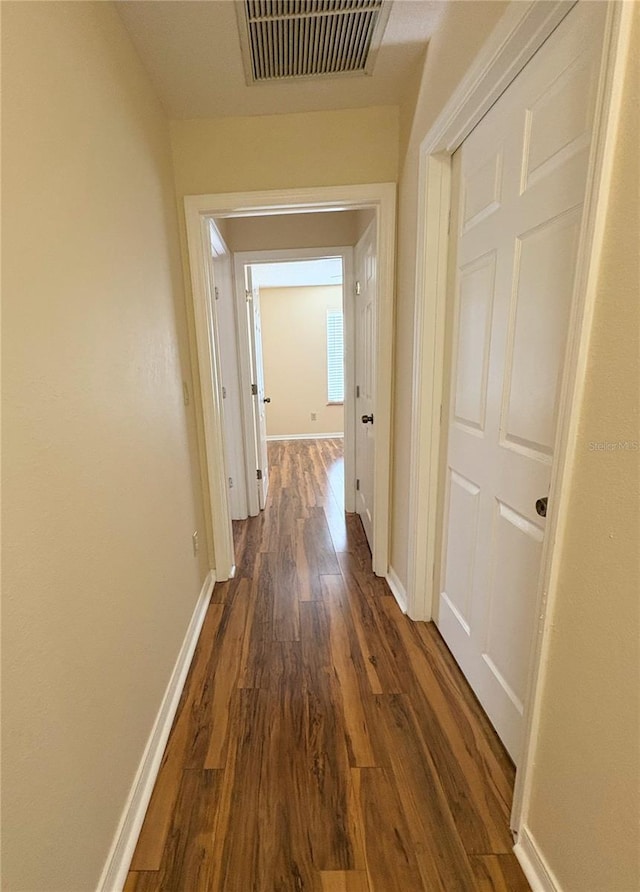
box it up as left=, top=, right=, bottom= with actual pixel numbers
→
left=326, top=310, right=344, bottom=404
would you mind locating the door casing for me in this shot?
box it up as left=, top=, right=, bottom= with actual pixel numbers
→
left=233, top=246, right=355, bottom=518
left=184, top=183, right=396, bottom=583
left=404, top=0, right=633, bottom=855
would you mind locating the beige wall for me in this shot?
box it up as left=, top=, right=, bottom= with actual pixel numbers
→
left=169, top=106, right=399, bottom=197
left=525, top=10, right=640, bottom=889
left=354, top=207, right=377, bottom=240
left=225, top=211, right=359, bottom=253
left=260, top=286, right=344, bottom=437
left=2, top=3, right=206, bottom=890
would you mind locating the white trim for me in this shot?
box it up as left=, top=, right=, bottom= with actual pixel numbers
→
left=385, top=566, right=408, bottom=615
left=96, top=572, right=216, bottom=892
left=185, top=184, right=395, bottom=577
left=403, top=0, right=632, bottom=855
left=232, top=254, right=261, bottom=517
left=422, top=1, right=577, bottom=156
left=185, top=212, right=235, bottom=580
left=210, top=228, right=249, bottom=522
left=267, top=433, right=344, bottom=441
left=514, top=825, right=559, bottom=892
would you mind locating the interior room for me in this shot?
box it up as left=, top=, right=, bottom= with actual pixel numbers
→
left=2, top=2, right=638, bottom=891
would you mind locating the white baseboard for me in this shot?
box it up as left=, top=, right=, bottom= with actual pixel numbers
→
left=266, top=432, right=344, bottom=441
left=96, top=570, right=216, bottom=892
left=216, top=564, right=236, bottom=582
left=514, top=824, right=559, bottom=892
left=385, top=566, right=408, bottom=614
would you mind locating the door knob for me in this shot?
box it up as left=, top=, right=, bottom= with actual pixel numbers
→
left=535, top=497, right=548, bottom=517
left=361, top=414, right=374, bottom=424
left=263, top=397, right=271, bottom=403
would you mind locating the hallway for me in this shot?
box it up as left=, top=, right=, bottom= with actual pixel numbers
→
left=125, top=439, right=529, bottom=891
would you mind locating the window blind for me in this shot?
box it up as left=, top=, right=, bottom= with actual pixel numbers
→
left=326, top=310, right=344, bottom=403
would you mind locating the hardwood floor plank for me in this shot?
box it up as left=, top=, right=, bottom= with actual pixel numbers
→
left=380, top=600, right=514, bottom=854
left=238, top=555, right=275, bottom=690
left=122, top=872, right=149, bottom=891
left=272, top=536, right=301, bottom=641
left=125, top=439, right=527, bottom=891
left=161, top=769, right=222, bottom=891
left=295, top=517, right=322, bottom=601
left=125, top=771, right=222, bottom=891
left=336, top=553, right=403, bottom=695
left=355, top=766, right=425, bottom=892
left=232, top=514, right=264, bottom=580
left=204, top=580, right=250, bottom=768
left=300, top=601, right=361, bottom=869
left=322, top=576, right=376, bottom=767
left=212, top=681, right=322, bottom=890
left=470, top=854, right=531, bottom=891
left=370, top=693, right=476, bottom=891
left=129, top=602, right=224, bottom=871
left=304, top=507, right=342, bottom=575
left=418, top=621, right=516, bottom=794
left=320, top=871, right=370, bottom=892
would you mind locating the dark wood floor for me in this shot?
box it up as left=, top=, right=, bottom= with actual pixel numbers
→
left=125, top=438, right=529, bottom=891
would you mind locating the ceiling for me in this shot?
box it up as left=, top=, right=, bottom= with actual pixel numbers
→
left=116, top=0, right=446, bottom=119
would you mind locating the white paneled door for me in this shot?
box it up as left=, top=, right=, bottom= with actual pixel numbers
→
left=245, top=266, right=269, bottom=510
left=439, top=1, right=605, bottom=762
left=354, top=221, right=377, bottom=550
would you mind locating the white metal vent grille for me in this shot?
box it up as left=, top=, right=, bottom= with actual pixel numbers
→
left=236, top=0, right=391, bottom=83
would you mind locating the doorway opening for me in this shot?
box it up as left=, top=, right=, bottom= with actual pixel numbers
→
left=232, top=251, right=350, bottom=519
left=183, top=184, right=396, bottom=584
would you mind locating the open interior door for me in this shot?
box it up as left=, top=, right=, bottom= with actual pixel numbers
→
left=354, top=221, right=377, bottom=550
left=245, top=265, right=269, bottom=510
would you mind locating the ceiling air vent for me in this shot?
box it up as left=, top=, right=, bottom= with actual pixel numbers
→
left=236, top=0, right=392, bottom=84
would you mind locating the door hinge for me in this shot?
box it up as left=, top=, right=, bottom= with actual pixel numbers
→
left=356, top=384, right=360, bottom=398
left=245, top=289, right=252, bottom=302
left=214, top=286, right=220, bottom=300
left=257, top=469, right=263, bottom=481
left=251, top=383, right=258, bottom=396
left=222, top=386, right=227, bottom=399
left=356, top=478, right=360, bottom=491
left=355, top=280, right=361, bottom=295
left=229, top=476, right=234, bottom=489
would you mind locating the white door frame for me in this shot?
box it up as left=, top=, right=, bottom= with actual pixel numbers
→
left=184, top=183, right=396, bottom=578
left=209, top=221, right=250, bottom=523
left=404, top=0, right=632, bottom=851
left=233, top=246, right=355, bottom=517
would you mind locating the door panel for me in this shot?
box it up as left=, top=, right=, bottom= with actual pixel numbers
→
left=503, top=210, right=581, bottom=456
left=245, top=266, right=269, bottom=510
left=453, top=252, right=496, bottom=431
left=354, top=221, right=377, bottom=549
left=438, top=1, right=605, bottom=762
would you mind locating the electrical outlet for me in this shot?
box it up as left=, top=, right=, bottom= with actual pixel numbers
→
left=310, top=412, right=317, bottom=421
left=192, top=531, right=199, bottom=556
